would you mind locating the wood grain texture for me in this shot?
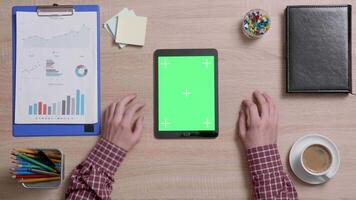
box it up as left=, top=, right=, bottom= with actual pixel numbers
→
left=1, top=0, right=356, bottom=199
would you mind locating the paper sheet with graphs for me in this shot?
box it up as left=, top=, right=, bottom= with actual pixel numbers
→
left=15, top=12, right=98, bottom=124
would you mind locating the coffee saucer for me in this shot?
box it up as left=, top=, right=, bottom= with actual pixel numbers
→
left=289, top=134, right=340, bottom=184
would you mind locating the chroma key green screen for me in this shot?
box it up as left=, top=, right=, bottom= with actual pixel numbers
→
left=158, top=56, right=216, bottom=131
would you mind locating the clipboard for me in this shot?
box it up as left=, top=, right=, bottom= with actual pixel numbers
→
left=12, top=4, right=101, bottom=137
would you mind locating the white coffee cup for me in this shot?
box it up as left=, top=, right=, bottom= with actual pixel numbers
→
left=299, top=143, right=333, bottom=177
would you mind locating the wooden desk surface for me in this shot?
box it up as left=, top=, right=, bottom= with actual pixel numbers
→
left=1, top=0, right=356, bottom=199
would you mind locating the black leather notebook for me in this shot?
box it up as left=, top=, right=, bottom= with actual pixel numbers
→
left=286, top=5, right=352, bottom=93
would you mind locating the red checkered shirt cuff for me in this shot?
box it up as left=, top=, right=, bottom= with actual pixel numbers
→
left=84, top=138, right=127, bottom=175
left=247, top=144, right=283, bottom=175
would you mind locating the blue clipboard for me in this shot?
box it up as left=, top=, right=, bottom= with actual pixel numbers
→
left=12, top=5, right=101, bottom=137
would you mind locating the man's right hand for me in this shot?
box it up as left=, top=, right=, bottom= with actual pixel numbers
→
left=102, top=94, right=145, bottom=151
left=238, top=90, right=278, bottom=149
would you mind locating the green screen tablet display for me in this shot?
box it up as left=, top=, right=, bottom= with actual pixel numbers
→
left=158, top=56, right=215, bottom=131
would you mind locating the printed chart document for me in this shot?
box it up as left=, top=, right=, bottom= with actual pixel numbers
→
left=15, top=12, right=98, bottom=124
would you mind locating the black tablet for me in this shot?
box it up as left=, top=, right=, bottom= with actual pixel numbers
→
left=154, top=49, right=218, bottom=138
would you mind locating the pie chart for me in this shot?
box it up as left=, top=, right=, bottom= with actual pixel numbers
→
left=75, top=65, right=88, bottom=77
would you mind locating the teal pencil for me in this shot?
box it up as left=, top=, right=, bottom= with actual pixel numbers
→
left=15, top=152, right=57, bottom=173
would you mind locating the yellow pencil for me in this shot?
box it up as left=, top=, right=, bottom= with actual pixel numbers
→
left=15, top=148, right=36, bottom=154
left=18, top=176, right=60, bottom=183
left=14, top=149, right=61, bottom=158
left=23, top=153, right=36, bottom=158
left=50, top=158, right=61, bottom=163
left=12, top=151, right=61, bottom=163
left=43, top=152, right=61, bottom=159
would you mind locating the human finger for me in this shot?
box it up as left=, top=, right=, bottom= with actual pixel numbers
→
left=132, top=116, right=144, bottom=141
left=241, top=101, right=250, bottom=127
left=262, top=92, right=275, bottom=119
left=113, top=94, right=137, bottom=125
left=102, top=108, right=110, bottom=134
left=107, top=102, right=117, bottom=121
left=238, top=110, right=246, bottom=138
left=243, top=99, right=260, bottom=124
left=121, top=102, right=145, bottom=127
left=253, top=90, right=269, bottom=119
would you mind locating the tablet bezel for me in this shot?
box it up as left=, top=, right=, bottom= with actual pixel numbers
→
left=154, top=49, right=219, bottom=139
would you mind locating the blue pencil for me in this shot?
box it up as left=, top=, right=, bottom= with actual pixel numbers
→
left=13, top=168, right=29, bottom=171
left=15, top=157, right=32, bottom=165
left=12, top=171, right=36, bottom=175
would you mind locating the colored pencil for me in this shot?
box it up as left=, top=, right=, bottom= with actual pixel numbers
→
left=14, top=152, right=57, bottom=160
left=11, top=167, right=29, bottom=172
left=50, top=158, right=61, bottom=163
left=12, top=174, right=54, bottom=179
left=15, top=148, right=62, bottom=156
left=12, top=160, right=32, bottom=165
left=11, top=174, right=53, bottom=179
left=10, top=171, right=36, bottom=175
left=11, top=152, right=61, bottom=163
left=12, top=160, right=61, bottom=167
left=18, top=176, right=60, bottom=183
left=12, top=156, right=31, bottom=164
left=22, top=153, right=36, bottom=158
left=15, top=152, right=57, bottom=173
left=16, top=164, right=43, bottom=169
left=14, top=149, right=62, bottom=159
left=29, top=168, right=59, bottom=176
left=15, top=148, right=36, bottom=154
left=10, top=168, right=60, bottom=176
left=42, top=151, right=61, bottom=159
left=15, top=164, right=60, bottom=171
left=12, top=167, right=60, bottom=173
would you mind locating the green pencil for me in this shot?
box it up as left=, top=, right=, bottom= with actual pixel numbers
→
left=15, top=152, right=57, bottom=173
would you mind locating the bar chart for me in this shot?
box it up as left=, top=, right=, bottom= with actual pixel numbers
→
left=28, top=90, right=85, bottom=116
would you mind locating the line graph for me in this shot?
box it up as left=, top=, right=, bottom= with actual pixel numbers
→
left=23, top=25, right=91, bottom=48
left=21, top=63, right=41, bottom=74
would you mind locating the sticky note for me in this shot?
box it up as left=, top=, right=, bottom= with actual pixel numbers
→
left=104, top=8, right=136, bottom=48
left=116, top=15, right=147, bottom=46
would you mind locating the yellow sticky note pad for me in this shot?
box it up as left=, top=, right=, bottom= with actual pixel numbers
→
left=116, top=15, right=147, bottom=46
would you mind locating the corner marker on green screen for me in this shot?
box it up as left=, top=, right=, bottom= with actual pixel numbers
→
left=158, top=56, right=215, bottom=131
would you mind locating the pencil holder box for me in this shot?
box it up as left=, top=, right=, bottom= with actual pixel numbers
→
left=24, top=149, right=64, bottom=189
left=12, top=148, right=65, bottom=189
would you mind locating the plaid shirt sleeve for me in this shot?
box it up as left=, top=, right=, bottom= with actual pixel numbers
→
left=65, top=138, right=127, bottom=200
left=247, top=144, right=298, bottom=200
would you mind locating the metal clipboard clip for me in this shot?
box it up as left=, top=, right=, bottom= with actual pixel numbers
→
left=37, top=4, right=74, bottom=16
